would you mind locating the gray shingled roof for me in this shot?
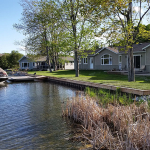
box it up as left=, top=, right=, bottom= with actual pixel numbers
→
left=36, top=56, right=74, bottom=62
left=93, top=43, right=150, bottom=55
left=61, top=56, right=74, bottom=61
left=116, top=43, right=150, bottom=53
left=36, top=56, right=47, bottom=62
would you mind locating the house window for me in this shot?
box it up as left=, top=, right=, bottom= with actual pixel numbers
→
left=119, top=55, right=122, bottom=63
left=22, top=62, right=29, bottom=68
left=101, top=54, right=112, bottom=65
left=83, top=58, right=88, bottom=64
left=24, top=63, right=29, bottom=67
left=33, top=62, right=35, bottom=66
left=41, top=62, right=45, bottom=66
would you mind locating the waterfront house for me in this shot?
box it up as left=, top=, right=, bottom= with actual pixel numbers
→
left=79, top=43, right=150, bottom=72
left=18, top=56, right=74, bottom=70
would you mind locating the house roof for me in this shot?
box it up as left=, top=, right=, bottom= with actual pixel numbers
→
left=18, top=56, right=27, bottom=62
left=117, top=42, right=150, bottom=53
left=94, top=47, right=119, bottom=56
left=93, top=43, right=150, bottom=56
left=61, top=56, right=74, bottom=61
left=36, top=56, right=74, bottom=62
left=107, top=47, right=119, bottom=53
left=35, top=56, right=46, bottom=62
left=19, top=55, right=74, bottom=62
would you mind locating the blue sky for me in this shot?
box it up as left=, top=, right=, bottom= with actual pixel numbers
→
left=0, top=1, right=150, bottom=56
left=0, top=0, right=26, bottom=55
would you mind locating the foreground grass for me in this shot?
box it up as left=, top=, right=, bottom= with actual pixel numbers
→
left=28, top=70, right=150, bottom=90
left=63, top=95, right=150, bottom=149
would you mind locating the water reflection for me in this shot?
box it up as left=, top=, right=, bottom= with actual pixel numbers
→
left=0, top=81, right=7, bottom=88
left=0, top=82, right=82, bottom=149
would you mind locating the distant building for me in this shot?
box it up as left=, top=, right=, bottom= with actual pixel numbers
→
left=18, top=56, right=74, bottom=70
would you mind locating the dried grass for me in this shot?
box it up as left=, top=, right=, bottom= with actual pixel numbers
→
left=63, top=95, right=150, bottom=149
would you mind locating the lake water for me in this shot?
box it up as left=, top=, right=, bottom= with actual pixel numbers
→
left=0, top=82, right=82, bottom=149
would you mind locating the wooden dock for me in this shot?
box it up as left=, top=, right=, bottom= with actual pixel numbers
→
left=8, top=76, right=47, bottom=82
left=46, top=76, right=150, bottom=96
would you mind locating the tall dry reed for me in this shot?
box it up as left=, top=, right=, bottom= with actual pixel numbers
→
left=63, top=95, right=150, bottom=149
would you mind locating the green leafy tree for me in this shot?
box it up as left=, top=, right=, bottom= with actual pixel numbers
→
left=114, top=24, right=150, bottom=45
left=58, top=0, right=97, bottom=77
left=0, top=51, right=23, bottom=69
left=0, top=54, right=10, bottom=69
left=135, top=24, right=150, bottom=43
left=14, top=0, right=71, bottom=72
left=88, top=0, right=150, bottom=81
left=8, top=50, right=23, bottom=68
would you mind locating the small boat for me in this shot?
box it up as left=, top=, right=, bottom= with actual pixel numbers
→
left=0, top=68, right=8, bottom=82
left=0, top=77, right=8, bottom=82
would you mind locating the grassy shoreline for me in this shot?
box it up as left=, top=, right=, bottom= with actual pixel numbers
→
left=28, top=70, right=150, bottom=90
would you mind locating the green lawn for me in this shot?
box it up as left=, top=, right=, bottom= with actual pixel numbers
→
left=28, top=70, right=150, bottom=90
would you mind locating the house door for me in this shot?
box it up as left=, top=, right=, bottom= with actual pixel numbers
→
left=90, top=57, right=93, bottom=69
left=134, top=56, right=140, bottom=68
left=119, top=55, right=122, bottom=70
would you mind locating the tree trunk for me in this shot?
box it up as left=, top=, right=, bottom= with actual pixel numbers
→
left=127, top=1, right=135, bottom=81
left=70, top=0, right=79, bottom=77
left=53, top=55, right=56, bottom=71
left=128, top=47, right=135, bottom=81
left=59, top=64, right=60, bottom=70
left=74, top=51, right=79, bottom=77
left=55, top=52, right=57, bottom=71
left=53, top=60, right=57, bottom=71
left=47, top=48, right=52, bottom=73
left=44, top=27, right=52, bottom=72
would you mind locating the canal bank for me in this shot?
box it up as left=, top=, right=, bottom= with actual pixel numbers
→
left=8, top=75, right=150, bottom=95
left=45, top=76, right=150, bottom=96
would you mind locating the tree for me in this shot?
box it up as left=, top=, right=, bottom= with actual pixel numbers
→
left=9, top=50, right=24, bottom=68
left=14, top=0, right=69, bottom=72
left=0, top=51, right=23, bottom=69
left=58, top=0, right=97, bottom=77
left=135, top=24, right=150, bottom=43
left=88, top=0, right=150, bottom=81
left=0, top=54, right=10, bottom=69
left=114, top=24, right=150, bottom=45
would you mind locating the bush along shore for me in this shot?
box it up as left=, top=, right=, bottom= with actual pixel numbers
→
left=62, top=88, right=150, bottom=149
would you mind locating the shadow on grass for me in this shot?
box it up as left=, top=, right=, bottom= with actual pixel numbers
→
left=29, top=70, right=150, bottom=84
left=47, top=70, right=129, bottom=82
left=46, top=70, right=75, bottom=75
left=80, top=70, right=150, bottom=84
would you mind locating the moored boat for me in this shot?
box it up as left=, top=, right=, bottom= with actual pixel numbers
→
left=0, top=68, right=8, bottom=82
left=0, top=77, right=8, bottom=82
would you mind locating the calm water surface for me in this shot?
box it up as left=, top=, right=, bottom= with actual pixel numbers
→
left=0, top=82, right=81, bottom=149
